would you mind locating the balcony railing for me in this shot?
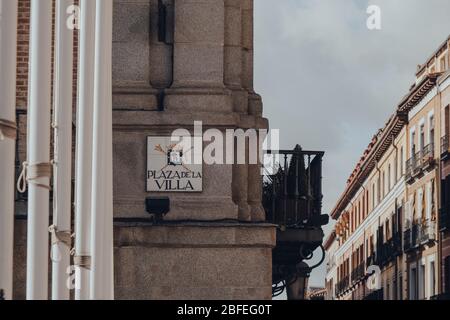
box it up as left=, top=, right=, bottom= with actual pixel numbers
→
left=418, top=219, right=437, bottom=244
left=377, top=234, right=402, bottom=266
left=363, top=289, right=384, bottom=300
left=442, top=135, right=449, bottom=157
left=336, top=276, right=350, bottom=296
left=404, top=220, right=436, bottom=252
left=351, top=263, right=365, bottom=284
left=421, top=143, right=435, bottom=169
left=406, top=144, right=435, bottom=183
left=263, top=146, right=326, bottom=228
left=404, top=227, right=413, bottom=252
left=366, top=253, right=376, bottom=267
left=405, top=157, right=415, bottom=182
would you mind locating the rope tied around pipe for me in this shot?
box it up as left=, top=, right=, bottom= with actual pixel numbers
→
left=0, top=118, right=17, bottom=141
left=48, top=225, right=74, bottom=263
left=17, top=161, right=53, bottom=193
left=74, top=255, right=92, bottom=270
left=48, top=225, right=73, bottom=248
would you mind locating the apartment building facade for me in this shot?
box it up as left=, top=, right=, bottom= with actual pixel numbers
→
left=325, top=36, right=450, bottom=300
left=439, top=64, right=450, bottom=299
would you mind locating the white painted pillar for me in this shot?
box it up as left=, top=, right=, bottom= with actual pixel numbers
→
left=26, top=0, right=53, bottom=300
left=0, top=0, right=18, bottom=300
left=74, top=0, right=96, bottom=301
left=51, top=0, right=74, bottom=300
left=90, top=0, right=114, bottom=300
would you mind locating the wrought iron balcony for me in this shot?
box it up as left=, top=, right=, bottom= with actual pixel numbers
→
left=351, top=263, right=366, bottom=284
left=405, top=157, right=415, bottom=183
left=336, top=276, right=350, bottom=296
left=406, top=145, right=435, bottom=183
left=404, top=220, right=436, bottom=252
left=412, top=151, right=423, bottom=175
left=442, top=135, right=449, bottom=159
left=430, top=293, right=450, bottom=300
left=366, top=253, right=376, bottom=267
left=404, top=223, right=419, bottom=252
left=377, top=233, right=402, bottom=266
left=263, top=146, right=326, bottom=228
left=265, top=146, right=328, bottom=298
left=403, top=228, right=412, bottom=252
left=363, top=289, right=384, bottom=300
left=417, top=219, right=437, bottom=244
left=421, top=143, right=435, bottom=170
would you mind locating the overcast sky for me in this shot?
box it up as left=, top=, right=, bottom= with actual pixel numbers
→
left=254, top=0, right=450, bottom=290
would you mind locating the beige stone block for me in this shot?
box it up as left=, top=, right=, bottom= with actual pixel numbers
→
left=173, top=43, right=225, bottom=88
left=114, top=224, right=276, bottom=300
left=174, top=0, right=224, bottom=44
left=224, top=46, right=243, bottom=88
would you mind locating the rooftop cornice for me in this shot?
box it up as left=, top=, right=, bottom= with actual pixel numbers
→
left=330, top=72, right=442, bottom=221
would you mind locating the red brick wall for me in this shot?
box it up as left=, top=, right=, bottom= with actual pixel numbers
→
left=16, top=0, right=30, bottom=109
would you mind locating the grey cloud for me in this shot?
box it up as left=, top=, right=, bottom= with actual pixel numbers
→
left=255, top=0, right=450, bottom=289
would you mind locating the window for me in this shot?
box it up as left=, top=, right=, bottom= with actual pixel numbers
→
left=419, top=264, right=425, bottom=300
left=377, top=178, right=381, bottom=203
left=400, top=147, right=404, bottom=177
left=445, top=256, right=450, bottom=294
left=385, top=219, right=390, bottom=240
left=445, top=106, right=449, bottom=138
left=430, top=261, right=436, bottom=298
left=429, top=114, right=435, bottom=145
left=386, top=282, right=390, bottom=300
left=393, top=278, right=397, bottom=300
left=358, top=201, right=361, bottom=227
left=366, top=190, right=369, bottom=218
left=417, top=188, right=423, bottom=221
left=426, top=182, right=432, bottom=220
left=419, top=123, right=425, bottom=152
left=411, top=130, right=416, bottom=157
left=394, top=152, right=398, bottom=182
left=372, top=183, right=376, bottom=209
left=410, top=267, right=417, bottom=300
left=440, top=56, right=447, bottom=71
left=388, top=164, right=391, bottom=191
left=399, top=275, right=403, bottom=300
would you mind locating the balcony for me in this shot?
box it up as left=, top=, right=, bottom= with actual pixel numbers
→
left=421, top=143, right=435, bottom=170
left=264, top=146, right=328, bottom=297
left=366, top=253, right=376, bottom=267
left=263, top=146, right=326, bottom=229
left=404, top=220, right=436, bottom=252
left=405, top=158, right=415, bottom=183
left=406, top=144, right=436, bottom=184
left=363, top=289, right=384, bottom=300
left=417, top=219, right=437, bottom=244
left=430, top=293, right=450, bottom=300
left=403, top=227, right=414, bottom=252
left=442, top=135, right=449, bottom=160
left=336, top=276, right=350, bottom=297
left=377, top=234, right=402, bottom=266
left=351, top=263, right=366, bottom=284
